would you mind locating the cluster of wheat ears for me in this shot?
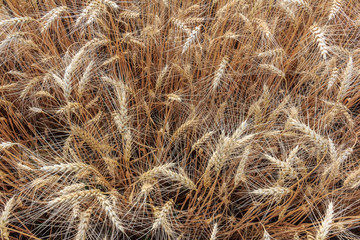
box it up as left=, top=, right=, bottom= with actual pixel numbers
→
left=0, top=0, right=359, bottom=239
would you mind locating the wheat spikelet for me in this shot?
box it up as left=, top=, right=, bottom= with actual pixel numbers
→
left=323, top=101, right=354, bottom=127
left=167, top=93, right=182, bottom=103
left=35, top=91, right=55, bottom=99
left=0, top=83, right=18, bottom=91
left=119, top=10, right=140, bottom=19
left=343, top=165, right=360, bottom=188
left=76, top=1, right=99, bottom=27
left=337, top=148, right=352, bottom=163
left=267, top=95, right=290, bottom=122
left=0, top=141, right=17, bottom=150
left=278, top=1, right=296, bottom=21
left=20, top=76, right=42, bottom=99
left=316, top=202, right=334, bottom=240
left=56, top=102, right=82, bottom=114
left=41, top=6, right=68, bottom=33
left=29, top=107, right=43, bottom=113
left=204, top=121, right=251, bottom=186
left=103, top=156, right=119, bottom=177
left=17, top=163, right=35, bottom=172
left=286, top=146, right=300, bottom=164
left=263, top=228, right=271, bottom=240
left=102, top=0, right=119, bottom=9
left=64, top=39, right=109, bottom=96
left=184, top=17, right=204, bottom=25
left=123, top=129, right=132, bottom=162
left=253, top=18, right=272, bottom=38
left=101, top=55, right=120, bottom=67
left=310, top=24, right=329, bottom=61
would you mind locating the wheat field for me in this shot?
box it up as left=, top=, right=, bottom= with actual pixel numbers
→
left=0, top=0, right=360, bottom=239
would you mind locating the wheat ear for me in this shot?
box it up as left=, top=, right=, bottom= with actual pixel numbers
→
left=97, top=193, right=126, bottom=233
left=204, top=121, right=252, bottom=187
left=192, top=131, right=215, bottom=151
left=251, top=186, right=291, bottom=199
left=64, top=39, right=109, bottom=98
left=337, top=55, right=353, bottom=102
left=0, top=17, right=33, bottom=28
left=41, top=6, right=68, bottom=33
left=288, top=117, right=327, bottom=150
left=48, top=189, right=100, bottom=206
left=0, top=197, right=17, bottom=240
left=213, top=56, right=229, bottom=91
left=40, top=163, right=90, bottom=174
left=182, top=26, right=200, bottom=54
left=328, top=0, right=342, bottom=21
left=75, top=207, right=94, bottom=240
left=259, top=64, right=285, bottom=78
left=316, top=202, right=334, bottom=240
left=152, top=200, right=174, bottom=235
left=161, top=168, right=196, bottom=190
left=210, top=223, right=218, bottom=240
left=139, top=163, right=175, bottom=181
left=234, top=146, right=251, bottom=186
left=327, top=67, right=339, bottom=90
left=155, top=65, right=169, bottom=92
left=310, top=24, right=329, bottom=61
